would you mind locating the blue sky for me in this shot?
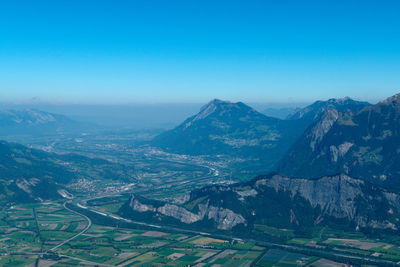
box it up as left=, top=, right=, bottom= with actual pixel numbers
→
left=0, top=0, right=399, bottom=104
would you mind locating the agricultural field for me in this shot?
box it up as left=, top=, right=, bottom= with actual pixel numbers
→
left=0, top=201, right=86, bottom=266
left=1, top=199, right=397, bottom=266
left=254, top=249, right=318, bottom=266
left=54, top=226, right=265, bottom=266
left=1, top=201, right=267, bottom=266
left=284, top=226, right=400, bottom=262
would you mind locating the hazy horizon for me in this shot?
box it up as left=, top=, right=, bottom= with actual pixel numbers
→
left=0, top=93, right=391, bottom=128
left=0, top=100, right=311, bottom=128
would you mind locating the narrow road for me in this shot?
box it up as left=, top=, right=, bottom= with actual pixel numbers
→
left=48, top=201, right=92, bottom=252
left=12, top=252, right=113, bottom=267
left=58, top=254, right=114, bottom=267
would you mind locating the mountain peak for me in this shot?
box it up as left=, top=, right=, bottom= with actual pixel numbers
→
left=151, top=98, right=291, bottom=162
left=195, top=99, right=227, bottom=122
left=192, top=99, right=253, bottom=124
left=208, top=98, right=228, bottom=105
left=327, top=96, right=352, bottom=104
left=0, top=108, right=87, bottom=135
left=200, top=98, right=228, bottom=111
left=287, top=97, right=370, bottom=121
left=381, top=93, right=400, bottom=105
left=200, top=99, right=233, bottom=111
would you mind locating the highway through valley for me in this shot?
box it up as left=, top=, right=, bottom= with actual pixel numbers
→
left=63, top=195, right=399, bottom=267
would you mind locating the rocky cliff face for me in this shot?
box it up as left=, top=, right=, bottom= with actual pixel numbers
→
left=256, top=174, right=399, bottom=230
left=308, top=109, right=339, bottom=151
left=127, top=194, right=245, bottom=230
left=256, top=174, right=364, bottom=220
left=121, top=173, right=400, bottom=232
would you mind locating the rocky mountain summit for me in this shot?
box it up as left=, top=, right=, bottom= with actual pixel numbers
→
left=152, top=99, right=284, bottom=151
left=151, top=99, right=305, bottom=172
left=287, top=97, right=370, bottom=123
left=277, top=93, right=400, bottom=190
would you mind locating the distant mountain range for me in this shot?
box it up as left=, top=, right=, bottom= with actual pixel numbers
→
left=122, top=93, right=400, bottom=237
left=286, top=97, right=370, bottom=123
left=0, top=108, right=92, bottom=135
left=277, top=93, right=400, bottom=190
left=120, top=172, right=400, bottom=236
left=151, top=98, right=371, bottom=175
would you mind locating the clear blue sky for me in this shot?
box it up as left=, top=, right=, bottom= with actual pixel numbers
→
left=0, top=0, right=399, bottom=104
